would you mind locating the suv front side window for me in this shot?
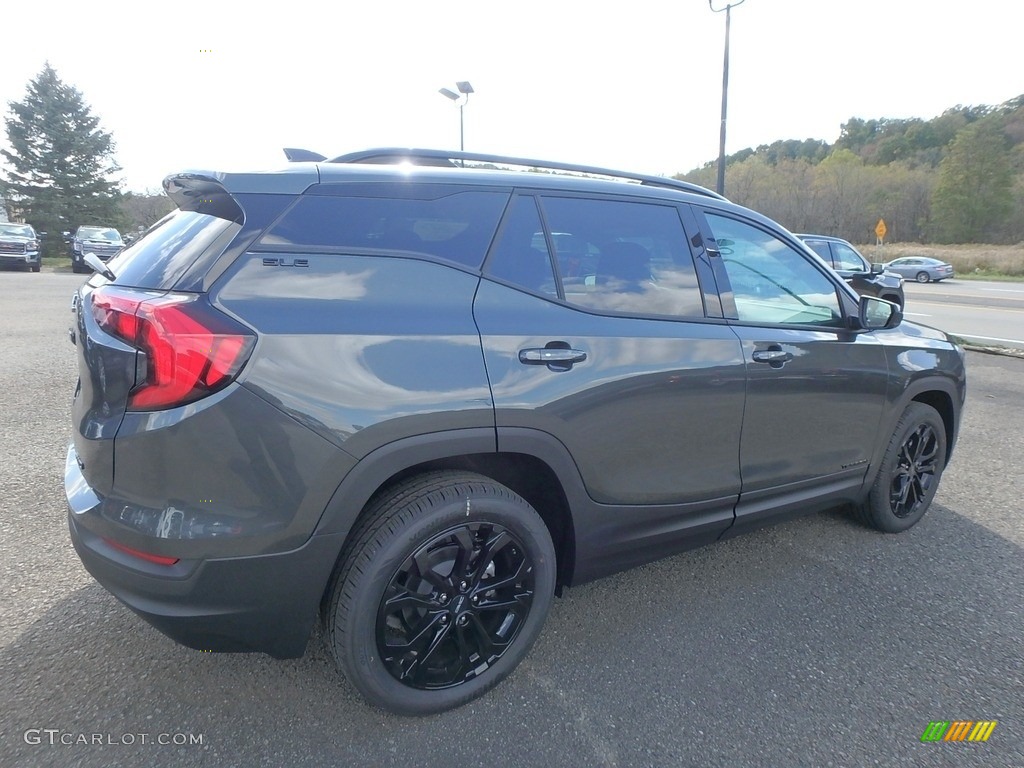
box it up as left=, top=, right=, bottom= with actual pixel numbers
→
left=832, top=242, right=868, bottom=272
left=705, top=213, right=843, bottom=327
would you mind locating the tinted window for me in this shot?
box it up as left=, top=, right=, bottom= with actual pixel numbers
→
left=803, top=240, right=833, bottom=265
left=484, top=196, right=557, bottom=296
left=705, top=213, right=843, bottom=327
left=108, top=211, right=237, bottom=289
left=259, top=190, right=509, bottom=268
left=540, top=197, right=704, bottom=317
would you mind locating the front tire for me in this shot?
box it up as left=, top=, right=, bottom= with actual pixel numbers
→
left=857, top=403, right=946, bottom=532
left=325, top=471, right=556, bottom=715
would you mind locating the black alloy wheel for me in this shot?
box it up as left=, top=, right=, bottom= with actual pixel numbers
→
left=857, top=402, right=947, bottom=532
left=888, top=421, right=940, bottom=519
left=377, top=521, right=534, bottom=690
left=325, top=471, right=556, bottom=715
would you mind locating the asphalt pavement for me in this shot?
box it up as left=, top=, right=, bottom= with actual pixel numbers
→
left=1, top=271, right=1021, bottom=768
left=903, top=279, right=1024, bottom=350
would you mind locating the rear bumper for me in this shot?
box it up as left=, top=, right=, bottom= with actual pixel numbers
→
left=68, top=495, right=344, bottom=659
left=65, top=439, right=349, bottom=658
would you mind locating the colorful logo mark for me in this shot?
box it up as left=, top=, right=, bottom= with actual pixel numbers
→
left=921, top=721, right=997, bottom=743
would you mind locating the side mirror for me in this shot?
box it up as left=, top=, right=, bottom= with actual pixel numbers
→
left=37, top=231, right=48, bottom=239
left=870, top=263, right=884, bottom=275
left=859, top=295, right=902, bottom=330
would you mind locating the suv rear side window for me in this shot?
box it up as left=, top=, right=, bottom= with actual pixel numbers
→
left=803, top=239, right=833, bottom=266
left=107, top=211, right=238, bottom=289
left=538, top=197, right=704, bottom=318
left=259, top=190, right=509, bottom=269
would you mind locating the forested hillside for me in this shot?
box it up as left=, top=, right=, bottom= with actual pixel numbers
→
left=677, top=95, right=1024, bottom=245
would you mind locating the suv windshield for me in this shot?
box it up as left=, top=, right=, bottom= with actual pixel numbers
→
left=78, top=227, right=121, bottom=241
left=0, top=224, right=34, bottom=237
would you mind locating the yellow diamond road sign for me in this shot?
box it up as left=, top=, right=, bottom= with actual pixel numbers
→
left=875, top=219, right=888, bottom=240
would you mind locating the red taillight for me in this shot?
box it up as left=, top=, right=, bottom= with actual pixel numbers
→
left=104, top=538, right=180, bottom=566
left=91, top=287, right=254, bottom=410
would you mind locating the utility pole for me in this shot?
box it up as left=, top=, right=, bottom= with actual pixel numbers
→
left=709, top=0, right=746, bottom=196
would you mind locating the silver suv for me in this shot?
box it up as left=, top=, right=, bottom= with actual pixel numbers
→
left=0, top=222, right=42, bottom=272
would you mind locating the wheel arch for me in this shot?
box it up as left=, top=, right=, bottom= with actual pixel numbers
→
left=862, top=376, right=962, bottom=496
left=910, top=387, right=957, bottom=463
left=313, top=428, right=581, bottom=613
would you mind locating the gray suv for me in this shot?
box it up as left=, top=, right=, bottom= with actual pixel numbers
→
left=66, top=149, right=965, bottom=715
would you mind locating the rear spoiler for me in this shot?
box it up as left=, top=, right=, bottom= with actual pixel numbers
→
left=281, top=147, right=456, bottom=168
left=163, top=173, right=243, bottom=220
left=283, top=148, right=327, bottom=162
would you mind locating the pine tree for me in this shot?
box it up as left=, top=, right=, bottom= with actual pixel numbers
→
left=1, top=63, right=123, bottom=254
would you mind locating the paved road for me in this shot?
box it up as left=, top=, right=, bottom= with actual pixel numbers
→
left=903, top=279, right=1024, bottom=349
left=1, top=272, right=1022, bottom=768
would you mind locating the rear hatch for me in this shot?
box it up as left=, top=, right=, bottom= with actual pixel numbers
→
left=69, top=178, right=251, bottom=496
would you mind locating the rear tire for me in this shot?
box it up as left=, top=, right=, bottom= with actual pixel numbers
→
left=915, top=271, right=930, bottom=283
left=856, top=402, right=946, bottom=532
left=325, top=471, right=556, bottom=715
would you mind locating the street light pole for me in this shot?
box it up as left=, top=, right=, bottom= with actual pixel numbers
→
left=438, top=81, right=474, bottom=152
left=709, top=0, right=745, bottom=196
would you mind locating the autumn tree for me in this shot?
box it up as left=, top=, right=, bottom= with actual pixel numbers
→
left=930, top=119, right=1013, bottom=243
left=1, top=63, right=123, bottom=254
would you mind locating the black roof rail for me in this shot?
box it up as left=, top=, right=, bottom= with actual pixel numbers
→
left=328, top=148, right=726, bottom=200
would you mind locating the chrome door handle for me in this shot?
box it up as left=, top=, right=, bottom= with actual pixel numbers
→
left=518, top=347, right=587, bottom=371
left=751, top=347, right=793, bottom=368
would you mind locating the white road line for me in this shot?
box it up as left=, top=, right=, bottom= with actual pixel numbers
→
left=954, top=333, right=1024, bottom=345
left=909, top=301, right=1024, bottom=313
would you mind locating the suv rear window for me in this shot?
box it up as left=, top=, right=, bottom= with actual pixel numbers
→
left=107, top=211, right=239, bottom=289
left=257, top=189, right=509, bottom=268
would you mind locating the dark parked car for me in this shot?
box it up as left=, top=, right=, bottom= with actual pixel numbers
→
left=884, top=256, right=955, bottom=283
left=798, top=234, right=905, bottom=309
left=66, top=149, right=966, bottom=716
left=69, top=225, right=124, bottom=273
left=0, top=222, right=42, bottom=272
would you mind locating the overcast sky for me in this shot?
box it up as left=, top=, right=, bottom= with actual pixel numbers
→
left=2, top=1, right=1021, bottom=192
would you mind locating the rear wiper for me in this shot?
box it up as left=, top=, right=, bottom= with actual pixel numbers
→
left=83, top=252, right=116, bottom=281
